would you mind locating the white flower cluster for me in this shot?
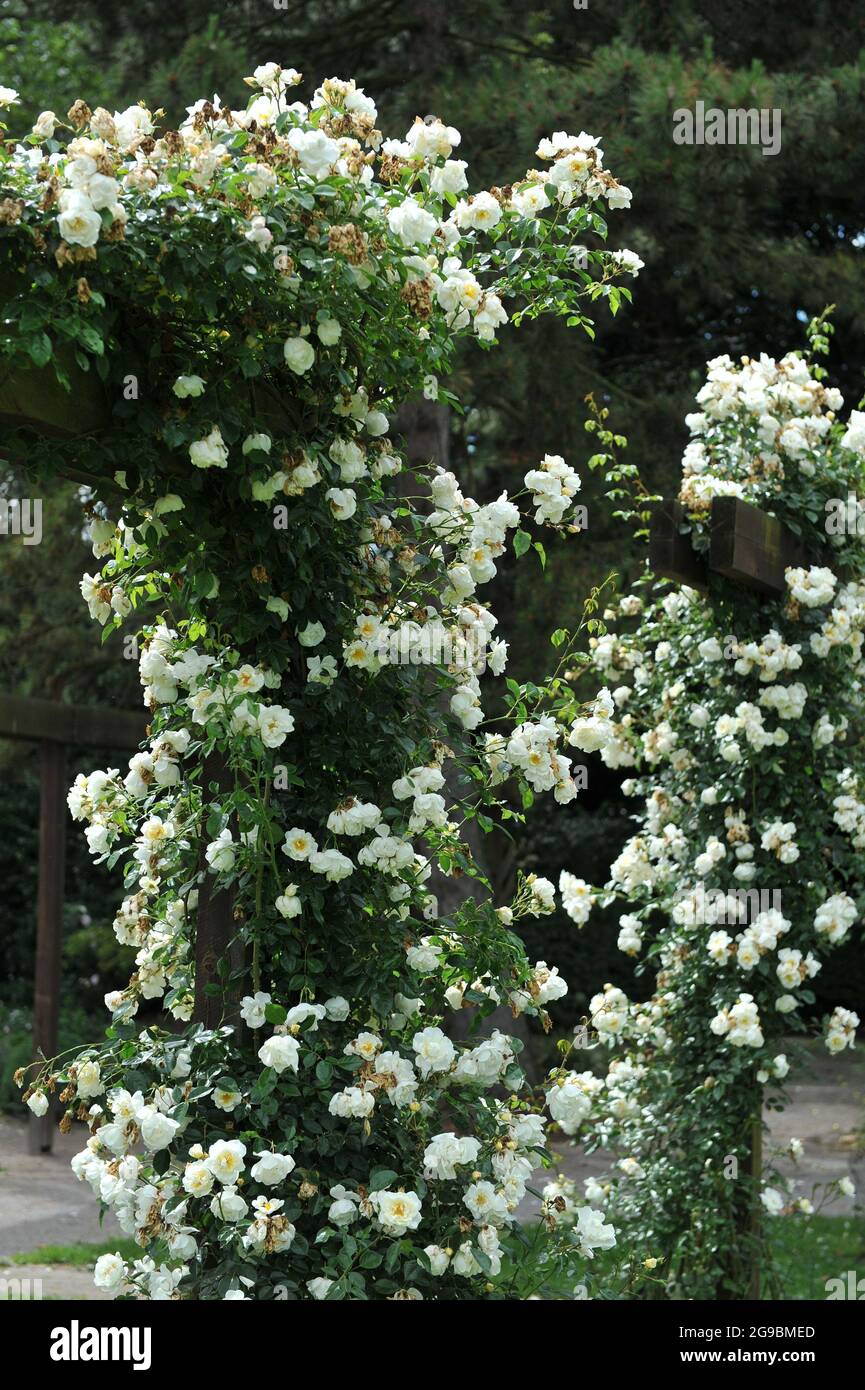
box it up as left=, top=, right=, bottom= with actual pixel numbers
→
left=833, top=768, right=865, bottom=848
left=825, top=1006, right=859, bottom=1054
left=559, top=872, right=593, bottom=926
left=732, top=908, right=791, bottom=971
left=429, top=469, right=521, bottom=581
left=493, top=716, right=583, bottom=802
left=545, top=1070, right=605, bottom=1136
left=589, top=983, right=630, bottom=1039
left=730, top=630, right=802, bottom=681
left=760, top=820, right=799, bottom=863
left=809, top=581, right=865, bottom=659
left=523, top=454, right=582, bottom=525
left=785, top=565, right=837, bottom=609
left=709, top=993, right=764, bottom=1048
left=569, top=686, right=616, bottom=754
left=775, top=947, right=821, bottom=991
left=813, top=893, right=857, bottom=945
left=6, top=59, right=646, bottom=1302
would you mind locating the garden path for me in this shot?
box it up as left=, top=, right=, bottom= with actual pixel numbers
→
left=517, top=1041, right=864, bottom=1219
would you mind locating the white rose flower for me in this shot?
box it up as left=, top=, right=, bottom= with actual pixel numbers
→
left=33, top=110, right=56, bottom=139
left=371, top=1189, right=423, bottom=1235
left=205, top=829, right=236, bottom=873
left=387, top=197, right=438, bottom=245
left=57, top=191, right=102, bottom=247
left=240, top=991, right=272, bottom=1029
left=287, top=127, right=339, bottom=178
left=430, top=159, right=468, bottom=196
left=424, top=1245, right=452, bottom=1276
left=283, top=336, right=316, bottom=374
left=113, top=104, right=154, bottom=150
left=139, top=1108, right=180, bottom=1150
left=412, top=1026, right=456, bottom=1077
left=325, top=487, right=357, bottom=520
left=282, top=827, right=318, bottom=861
left=316, top=317, right=342, bottom=345
left=242, top=432, right=271, bottom=454
left=210, top=1186, right=249, bottom=1222
left=250, top=1150, right=296, bottom=1185
left=307, top=1277, right=334, bottom=1300
left=93, top=1253, right=126, bottom=1291
left=298, top=621, right=326, bottom=647
left=76, top=1059, right=103, bottom=1098
left=88, top=173, right=120, bottom=210
left=275, top=885, right=301, bottom=919
left=463, top=190, right=502, bottom=230
left=183, top=1160, right=215, bottom=1197
left=206, top=1139, right=247, bottom=1184
left=258, top=1034, right=300, bottom=1074
left=189, top=426, right=229, bottom=469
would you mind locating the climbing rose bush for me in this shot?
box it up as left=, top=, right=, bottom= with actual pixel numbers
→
left=555, top=323, right=862, bottom=1298
left=3, top=68, right=635, bottom=1299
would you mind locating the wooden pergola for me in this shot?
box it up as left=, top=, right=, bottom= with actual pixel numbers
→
left=3, top=334, right=804, bottom=1210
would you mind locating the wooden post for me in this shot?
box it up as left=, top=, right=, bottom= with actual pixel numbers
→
left=0, top=694, right=146, bottom=1154
left=29, top=740, right=67, bottom=1155
left=749, top=1108, right=763, bottom=1301
left=194, top=751, right=242, bottom=1029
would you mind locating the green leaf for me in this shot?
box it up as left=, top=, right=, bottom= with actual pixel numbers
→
left=369, top=1168, right=398, bottom=1192
left=26, top=332, right=52, bottom=367
left=513, top=529, right=531, bottom=558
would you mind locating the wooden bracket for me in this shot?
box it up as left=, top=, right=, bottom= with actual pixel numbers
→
left=709, top=496, right=807, bottom=596
left=650, top=496, right=808, bottom=599
left=648, top=499, right=709, bottom=591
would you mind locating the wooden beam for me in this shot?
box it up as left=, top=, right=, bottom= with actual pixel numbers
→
left=0, top=693, right=146, bottom=749
left=29, top=741, right=67, bottom=1155
left=194, top=751, right=243, bottom=1029
left=648, top=499, right=709, bottom=591
left=710, top=496, right=807, bottom=596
